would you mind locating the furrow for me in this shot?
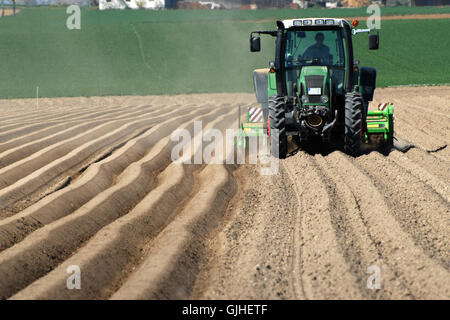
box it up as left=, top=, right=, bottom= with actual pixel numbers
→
left=0, top=104, right=166, bottom=144
left=394, top=117, right=447, bottom=152
left=0, top=104, right=180, bottom=169
left=0, top=105, right=214, bottom=252
left=354, top=152, right=449, bottom=270
left=394, top=106, right=449, bottom=143
left=395, top=100, right=449, bottom=122
left=0, top=103, right=182, bottom=153
left=327, top=152, right=449, bottom=299
left=282, top=152, right=363, bottom=299
left=0, top=102, right=165, bottom=129
left=403, top=148, right=450, bottom=182
left=388, top=150, right=449, bottom=203
left=110, top=164, right=236, bottom=300
left=0, top=117, right=165, bottom=214
left=0, top=105, right=184, bottom=191
left=0, top=98, right=151, bottom=126
left=314, top=153, right=413, bottom=299
left=0, top=107, right=235, bottom=299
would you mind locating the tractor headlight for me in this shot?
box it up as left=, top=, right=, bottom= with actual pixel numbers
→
left=320, top=95, right=329, bottom=103
left=301, top=95, right=309, bottom=104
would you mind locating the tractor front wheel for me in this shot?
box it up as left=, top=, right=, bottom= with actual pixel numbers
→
left=344, top=91, right=364, bottom=156
left=268, top=95, right=287, bottom=159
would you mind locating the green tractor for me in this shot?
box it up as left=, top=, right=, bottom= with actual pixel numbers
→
left=243, top=18, right=394, bottom=158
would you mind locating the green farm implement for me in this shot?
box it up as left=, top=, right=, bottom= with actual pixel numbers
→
left=366, top=102, right=394, bottom=145
left=237, top=69, right=271, bottom=149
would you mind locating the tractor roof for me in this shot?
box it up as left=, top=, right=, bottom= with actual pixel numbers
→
left=278, top=18, right=350, bottom=29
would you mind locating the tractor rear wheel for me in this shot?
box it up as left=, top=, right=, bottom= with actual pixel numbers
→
left=344, top=91, right=364, bottom=156
left=269, top=95, right=287, bottom=159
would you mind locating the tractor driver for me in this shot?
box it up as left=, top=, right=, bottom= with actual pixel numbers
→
left=302, top=32, right=331, bottom=64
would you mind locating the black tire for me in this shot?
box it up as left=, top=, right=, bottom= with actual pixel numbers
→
left=344, top=92, right=363, bottom=156
left=269, top=95, right=287, bottom=159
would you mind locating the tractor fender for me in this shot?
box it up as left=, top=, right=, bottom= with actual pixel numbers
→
left=359, top=67, right=377, bottom=102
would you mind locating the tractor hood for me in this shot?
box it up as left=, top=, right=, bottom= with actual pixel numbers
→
left=298, top=66, right=329, bottom=105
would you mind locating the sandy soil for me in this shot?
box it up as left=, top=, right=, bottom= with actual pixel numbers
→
left=0, top=87, right=448, bottom=300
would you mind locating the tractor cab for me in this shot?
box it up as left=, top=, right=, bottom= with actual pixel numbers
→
left=284, top=25, right=347, bottom=99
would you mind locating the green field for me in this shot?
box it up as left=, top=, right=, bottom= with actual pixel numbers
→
left=0, top=7, right=449, bottom=99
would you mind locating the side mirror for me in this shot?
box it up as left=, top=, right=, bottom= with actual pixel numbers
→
left=369, top=34, right=379, bottom=50
left=250, top=36, right=261, bottom=52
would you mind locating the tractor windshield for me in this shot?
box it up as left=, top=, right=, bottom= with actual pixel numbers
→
left=284, top=29, right=346, bottom=96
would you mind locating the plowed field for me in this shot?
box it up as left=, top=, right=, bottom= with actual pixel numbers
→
left=0, top=86, right=448, bottom=299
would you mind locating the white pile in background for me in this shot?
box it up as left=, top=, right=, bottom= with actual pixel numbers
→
left=99, top=0, right=165, bottom=10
